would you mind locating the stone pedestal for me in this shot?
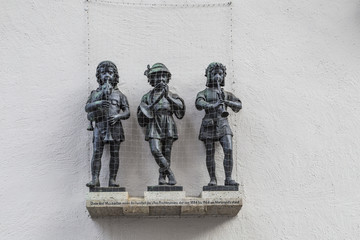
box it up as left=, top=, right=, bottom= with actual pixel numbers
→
left=86, top=188, right=242, bottom=217
left=201, top=190, right=241, bottom=199
left=145, top=185, right=185, bottom=201
left=144, top=187, right=186, bottom=216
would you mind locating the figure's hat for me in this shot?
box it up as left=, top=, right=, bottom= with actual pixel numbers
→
left=144, top=63, right=170, bottom=77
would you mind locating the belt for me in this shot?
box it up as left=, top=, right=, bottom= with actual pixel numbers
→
left=155, top=110, right=172, bottom=115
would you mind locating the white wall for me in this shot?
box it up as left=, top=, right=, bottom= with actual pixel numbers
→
left=1, top=0, right=360, bottom=239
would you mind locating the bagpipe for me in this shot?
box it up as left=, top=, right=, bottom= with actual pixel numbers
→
left=86, top=80, right=115, bottom=142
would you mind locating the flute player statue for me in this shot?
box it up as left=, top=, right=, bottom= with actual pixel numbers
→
left=137, top=63, right=185, bottom=186
left=85, top=61, right=130, bottom=187
left=195, top=62, right=242, bottom=186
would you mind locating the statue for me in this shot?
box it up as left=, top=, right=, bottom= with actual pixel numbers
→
left=137, top=63, right=185, bottom=185
left=195, top=62, right=242, bottom=186
left=85, top=61, right=130, bottom=187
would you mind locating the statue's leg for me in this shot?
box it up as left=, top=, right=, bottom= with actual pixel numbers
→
left=164, top=138, right=173, bottom=167
left=86, top=139, right=104, bottom=187
left=219, top=135, right=238, bottom=186
left=164, top=138, right=176, bottom=185
left=109, top=141, right=120, bottom=187
left=204, top=139, right=217, bottom=186
left=149, top=139, right=169, bottom=185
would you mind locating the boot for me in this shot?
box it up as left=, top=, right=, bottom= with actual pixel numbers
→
left=208, top=177, right=217, bottom=186
left=158, top=171, right=167, bottom=185
left=109, top=178, right=119, bottom=187
left=224, top=178, right=239, bottom=186
left=86, top=175, right=100, bottom=188
left=166, top=169, right=177, bottom=185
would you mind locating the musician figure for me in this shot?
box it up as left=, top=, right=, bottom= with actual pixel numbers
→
left=85, top=61, right=130, bottom=187
left=137, top=63, right=185, bottom=185
left=195, top=62, right=242, bottom=186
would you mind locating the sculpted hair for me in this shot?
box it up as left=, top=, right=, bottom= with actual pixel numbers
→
left=205, top=62, right=227, bottom=87
left=96, top=61, right=119, bottom=85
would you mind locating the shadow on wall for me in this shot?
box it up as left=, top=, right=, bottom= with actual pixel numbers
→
left=91, top=216, right=235, bottom=239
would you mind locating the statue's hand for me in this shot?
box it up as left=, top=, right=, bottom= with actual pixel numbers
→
left=205, top=100, right=221, bottom=110
left=108, top=114, right=120, bottom=125
left=222, top=100, right=230, bottom=106
left=164, top=84, right=169, bottom=97
left=100, top=100, right=110, bottom=109
left=212, top=100, right=222, bottom=109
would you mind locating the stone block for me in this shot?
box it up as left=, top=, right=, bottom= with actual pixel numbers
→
left=144, top=191, right=186, bottom=201
left=201, top=190, right=241, bottom=199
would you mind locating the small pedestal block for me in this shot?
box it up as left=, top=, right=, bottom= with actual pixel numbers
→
left=203, top=185, right=238, bottom=191
left=89, top=187, right=126, bottom=192
left=147, top=185, right=183, bottom=191
left=86, top=187, right=242, bottom=217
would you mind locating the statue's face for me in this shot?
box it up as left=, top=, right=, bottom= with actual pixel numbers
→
left=150, top=71, right=169, bottom=88
left=209, top=68, right=224, bottom=86
left=98, top=66, right=116, bottom=86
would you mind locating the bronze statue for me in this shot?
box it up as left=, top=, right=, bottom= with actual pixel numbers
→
left=85, top=61, right=130, bottom=187
left=196, top=62, right=242, bottom=186
left=137, top=63, right=185, bottom=185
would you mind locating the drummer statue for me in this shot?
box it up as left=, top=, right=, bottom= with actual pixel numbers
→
left=195, top=62, right=242, bottom=186
left=85, top=61, right=130, bottom=187
left=137, top=63, right=185, bottom=185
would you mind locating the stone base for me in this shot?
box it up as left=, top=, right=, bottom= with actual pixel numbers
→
left=201, top=190, right=241, bottom=199
left=86, top=190, right=242, bottom=217
left=203, top=185, right=238, bottom=191
left=144, top=190, right=186, bottom=201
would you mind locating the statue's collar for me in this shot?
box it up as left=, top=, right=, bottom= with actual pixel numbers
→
left=96, top=86, right=119, bottom=91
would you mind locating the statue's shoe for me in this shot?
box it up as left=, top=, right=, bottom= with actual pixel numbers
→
left=86, top=179, right=100, bottom=188
left=208, top=178, right=217, bottom=186
left=158, top=173, right=167, bottom=185
left=108, top=179, right=119, bottom=187
left=224, top=179, right=239, bottom=186
left=167, top=170, right=177, bottom=185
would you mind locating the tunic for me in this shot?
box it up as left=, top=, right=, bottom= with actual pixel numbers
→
left=137, top=90, right=185, bottom=141
left=195, top=88, right=241, bottom=141
left=86, top=88, right=129, bottom=142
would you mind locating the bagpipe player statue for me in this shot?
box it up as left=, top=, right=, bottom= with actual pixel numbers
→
left=85, top=61, right=130, bottom=188
left=195, top=62, right=242, bottom=187
left=137, top=63, right=185, bottom=186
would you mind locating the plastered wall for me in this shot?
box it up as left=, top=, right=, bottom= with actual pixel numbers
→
left=1, top=0, right=360, bottom=239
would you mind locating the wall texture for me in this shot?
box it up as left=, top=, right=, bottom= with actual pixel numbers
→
left=1, top=0, right=360, bottom=239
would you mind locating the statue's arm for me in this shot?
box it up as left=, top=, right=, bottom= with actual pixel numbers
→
left=109, top=95, right=130, bottom=125
left=167, top=93, right=185, bottom=111
left=85, top=91, right=98, bottom=113
left=119, top=96, right=130, bottom=120
left=195, top=91, right=221, bottom=111
left=224, top=92, right=242, bottom=112
left=85, top=90, right=106, bottom=113
left=85, top=102, right=101, bottom=113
